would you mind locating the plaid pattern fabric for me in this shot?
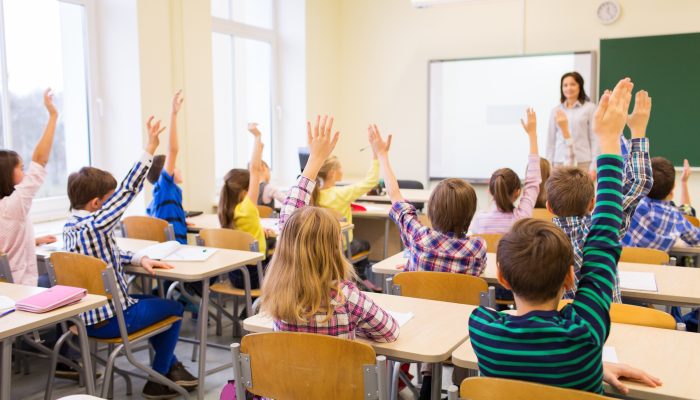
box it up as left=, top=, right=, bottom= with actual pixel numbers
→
left=273, top=280, right=399, bottom=342
left=390, top=201, right=487, bottom=275
left=554, top=138, right=652, bottom=303
left=63, top=152, right=152, bottom=325
left=276, top=176, right=399, bottom=342
left=623, top=197, right=700, bottom=251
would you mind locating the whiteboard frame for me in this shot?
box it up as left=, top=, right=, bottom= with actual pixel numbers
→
left=427, top=51, right=597, bottom=183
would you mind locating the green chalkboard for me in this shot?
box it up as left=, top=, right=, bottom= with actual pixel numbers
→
left=600, top=32, right=700, bottom=166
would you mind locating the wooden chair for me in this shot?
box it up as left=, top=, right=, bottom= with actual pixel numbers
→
left=47, top=252, right=186, bottom=399
left=391, top=271, right=488, bottom=306
left=447, top=377, right=608, bottom=400
left=684, top=214, right=700, bottom=227
left=620, top=246, right=670, bottom=265
left=474, top=233, right=503, bottom=254
left=558, top=300, right=676, bottom=330
left=0, top=252, right=13, bottom=283
left=531, top=208, right=555, bottom=222
left=231, top=332, right=388, bottom=400
left=198, top=228, right=263, bottom=336
left=256, top=205, right=274, bottom=218
left=119, top=216, right=174, bottom=242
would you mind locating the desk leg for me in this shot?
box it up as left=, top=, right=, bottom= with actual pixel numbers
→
left=383, top=219, right=390, bottom=259
left=70, top=317, right=96, bottom=395
left=239, top=267, right=253, bottom=317
left=197, top=278, right=211, bottom=400
left=431, top=362, right=442, bottom=400
left=1, top=339, right=11, bottom=400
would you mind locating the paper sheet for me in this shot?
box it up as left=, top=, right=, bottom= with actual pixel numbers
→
left=619, top=271, right=658, bottom=292
left=0, top=295, right=15, bottom=311
left=388, top=311, right=414, bottom=327
left=161, top=247, right=217, bottom=262
left=360, top=204, right=388, bottom=212
left=602, top=346, right=618, bottom=363
left=261, top=218, right=280, bottom=233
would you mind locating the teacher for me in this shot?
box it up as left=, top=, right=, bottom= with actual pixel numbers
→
left=547, top=72, right=597, bottom=171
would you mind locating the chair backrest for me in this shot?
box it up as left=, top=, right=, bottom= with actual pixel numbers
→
left=120, top=216, right=172, bottom=242
left=49, top=252, right=111, bottom=298
left=558, top=300, right=676, bottom=330
left=474, top=233, right=503, bottom=253
left=393, top=271, right=487, bottom=306
left=256, top=205, right=274, bottom=218
left=397, top=180, right=425, bottom=210
left=238, top=332, right=379, bottom=400
left=455, top=377, right=608, bottom=400
left=620, top=246, right=669, bottom=265
left=531, top=208, right=555, bottom=222
left=198, top=228, right=258, bottom=253
left=0, top=252, right=13, bottom=283
left=684, top=214, right=700, bottom=227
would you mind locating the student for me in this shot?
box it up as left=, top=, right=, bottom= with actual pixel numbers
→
left=257, top=160, right=286, bottom=208
left=310, top=121, right=381, bottom=291
left=534, top=158, right=551, bottom=209
left=0, top=89, right=58, bottom=286
left=64, top=117, right=197, bottom=399
left=261, top=115, right=398, bottom=342
left=370, top=125, right=486, bottom=275
left=623, top=156, right=700, bottom=250
left=547, top=90, right=653, bottom=302
left=146, top=90, right=187, bottom=244
left=469, top=78, right=662, bottom=395
left=218, top=123, right=271, bottom=289
left=471, top=108, right=541, bottom=234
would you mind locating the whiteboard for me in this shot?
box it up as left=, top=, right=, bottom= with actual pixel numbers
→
left=429, top=52, right=596, bottom=181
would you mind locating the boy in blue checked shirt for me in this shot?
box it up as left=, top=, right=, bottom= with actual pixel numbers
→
left=546, top=90, right=654, bottom=302
left=64, top=116, right=198, bottom=399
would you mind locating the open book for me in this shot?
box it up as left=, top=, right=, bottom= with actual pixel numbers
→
left=135, top=241, right=217, bottom=262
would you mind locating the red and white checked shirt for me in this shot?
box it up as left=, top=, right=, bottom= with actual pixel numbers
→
left=390, top=201, right=487, bottom=276
left=274, top=176, right=399, bottom=342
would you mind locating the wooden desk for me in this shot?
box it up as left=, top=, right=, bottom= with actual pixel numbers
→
left=373, top=252, right=700, bottom=307
left=0, top=283, right=107, bottom=399
left=243, top=292, right=474, bottom=400
left=451, top=322, right=700, bottom=400
left=360, top=189, right=432, bottom=204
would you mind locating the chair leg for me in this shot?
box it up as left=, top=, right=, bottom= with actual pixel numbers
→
left=191, top=322, right=199, bottom=362
left=101, top=343, right=121, bottom=399
left=233, top=297, right=240, bottom=338
left=215, top=293, right=223, bottom=337
left=122, top=346, right=189, bottom=398
left=44, top=329, right=72, bottom=400
left=390, top=361, right=400, bottom=400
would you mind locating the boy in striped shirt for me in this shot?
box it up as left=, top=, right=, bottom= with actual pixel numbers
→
left=64, top=116, right=197, bottom=399
left=469, top=79, right=661, bottom=395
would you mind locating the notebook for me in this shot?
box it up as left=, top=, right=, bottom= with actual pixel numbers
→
left=135, top=241, right=217, bottom=262
left=0, top=295, right=15, bottom=317
left=619, top=271, right=658, bottom=292
left=15, top=285, right=87, bottom=313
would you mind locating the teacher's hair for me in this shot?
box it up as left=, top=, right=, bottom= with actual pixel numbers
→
left=559, top=72, right=589, bottom=104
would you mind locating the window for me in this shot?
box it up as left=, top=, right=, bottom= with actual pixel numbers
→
left=212, top=0, right=276, bottom=184
left=0, top=0, right=95, bottom=215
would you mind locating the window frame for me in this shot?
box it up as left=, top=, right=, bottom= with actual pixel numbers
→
left=211, top=0, right=280, bottom=173
left=0, top=0, right=100, bottom=221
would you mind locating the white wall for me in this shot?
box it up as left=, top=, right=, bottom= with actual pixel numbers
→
left=306, top=0, right=700, bottom=209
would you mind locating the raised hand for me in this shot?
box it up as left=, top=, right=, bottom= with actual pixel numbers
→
left=171, top=90, right=184, bottom=115
left=594, top=78, right=633, bottom=153
left=145, top=116, right=166, bottom=155
left=140, top=257, right=174, bottom=276
left=520, top=108, right=537, bottom=137
left=682, top=159, right=691, bottom=183
left=248, top=122, right=262, bottom=137
left=303, top=115, right=340, bottom=180
left=627, top=90, right=652, bottom=138
left=555, top=109, right=569, bottom=136
left=44, top=88, right=57, bottom=117
left=368, top=124, right=392, bottom=158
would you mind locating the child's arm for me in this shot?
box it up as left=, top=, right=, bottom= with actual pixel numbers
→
left=513, top=108, right=542, bottom=219
left=32, top=89, right=59, bottom=167
left=346, top=283, right=399, bottom=342
left=546, top=110, right=557, bottom=162
left=279, top=116, right=339, bottom=228
left=92, top=117, right=164, bottom=230
left=571, top=78, right=632, bottom=344
left=556, top=109, right=578, bottom=167
left=680, top=159, right=692, bottom=207
left=246, top=123, right=264, bottom=204
left=163, top=90, right=183, bottom=177
left=620, top=91, right=654, bottom=236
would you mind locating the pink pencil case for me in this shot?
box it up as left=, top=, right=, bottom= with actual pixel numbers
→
left=16, top=285, right=87, bottom=313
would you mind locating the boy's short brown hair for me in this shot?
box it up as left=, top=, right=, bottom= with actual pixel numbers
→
left=545, top=167, right=595, bottom=217
left=648, top=157, right=675, bottom=200
left=497, top=218, right=573, bottom=302
left=147, top=155, right=166, bottom=184
left=67, top=167, right=118, bottom=210
left=427, top=178, right=477, bottom=235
